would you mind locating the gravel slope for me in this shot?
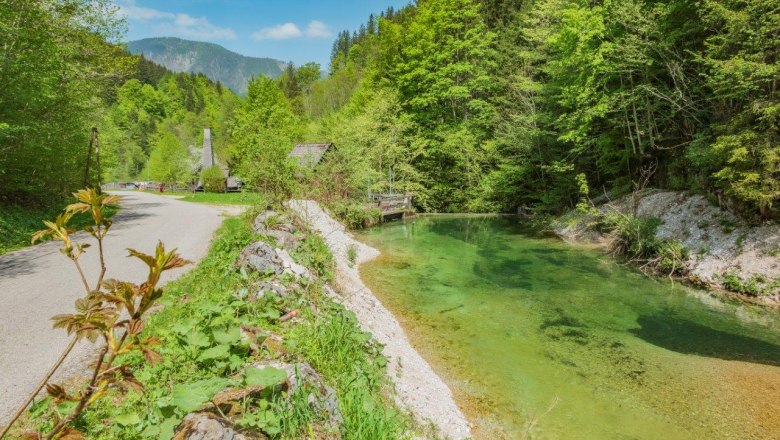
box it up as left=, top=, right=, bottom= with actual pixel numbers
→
left=289, top=200, right=472, bottom=440
left=0, top=191, right=238, bottom=424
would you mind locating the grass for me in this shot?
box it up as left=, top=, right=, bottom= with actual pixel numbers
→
left=347, top=244, right=358, bottom=268
left=19, top=207, right=411, bottom=439
left=0, top=204, right=118, bottom=256
left=170, top=191, right=266, bottom=206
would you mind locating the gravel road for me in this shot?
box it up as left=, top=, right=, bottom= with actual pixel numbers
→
left=0, top=191, right=238, bottom=424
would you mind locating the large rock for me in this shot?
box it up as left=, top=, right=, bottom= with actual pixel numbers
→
left=235, top=242, right=283, bottom=275
left=275, top=248, right=312, bottom=280
left=235, top=242, right=311, bottom=281
left=173, top=413, right=266, bottom=440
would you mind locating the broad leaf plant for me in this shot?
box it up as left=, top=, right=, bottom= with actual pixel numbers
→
left=3, top=189, right=189, bottom=440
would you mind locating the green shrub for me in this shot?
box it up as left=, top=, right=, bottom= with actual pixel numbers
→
left=721, top=271, right=744, bottom=292
left=329, top=200, right=382, bottom=230
left=292, top=234, right=335, bottom=281
left=598, top=211, right=692, bottom=276
left=720, top=271, right=772, bottom=296
left=657, top=239, right=690, bottom=275
left=202, top=165, right=226, bottom=193
left=601, top=211, right=661, bottom=260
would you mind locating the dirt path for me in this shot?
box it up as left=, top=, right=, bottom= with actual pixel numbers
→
left=0, top=191, right=239, bottom=423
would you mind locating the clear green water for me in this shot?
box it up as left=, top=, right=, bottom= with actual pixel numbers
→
left=357, top=216, right=780, bottom=440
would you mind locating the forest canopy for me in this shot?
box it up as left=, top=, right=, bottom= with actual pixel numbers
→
left=1, top=0, right=778, bottom=219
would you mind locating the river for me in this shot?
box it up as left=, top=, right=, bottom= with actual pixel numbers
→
left=356, top=216, right=780, bottom=439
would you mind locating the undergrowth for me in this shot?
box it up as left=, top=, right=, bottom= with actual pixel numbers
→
left=325, top=200, right=382, bottom=230
left=0, top=203, right=118, bottom=255
left=719, top=271, right=780, bottom=297
left=598, top=211, right=689, bottom=277
left=21, top=210, right=410, bottom=439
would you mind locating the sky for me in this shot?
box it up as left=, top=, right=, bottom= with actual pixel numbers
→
left=118, top=0, right=412, bottom=68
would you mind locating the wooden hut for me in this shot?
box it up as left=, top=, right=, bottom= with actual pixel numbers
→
left=288, top=143, right=334, bottom=168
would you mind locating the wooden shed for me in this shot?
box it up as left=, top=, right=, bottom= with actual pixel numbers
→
left=289, top=143, right=334, bottom=168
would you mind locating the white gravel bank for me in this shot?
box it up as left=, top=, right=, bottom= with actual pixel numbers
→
left=288, top=200, right=472, bottom=440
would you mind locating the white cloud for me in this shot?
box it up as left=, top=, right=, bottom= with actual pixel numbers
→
left=252, top=20, right=333, bottom=41
left=252, top=23, right=302, bottom=41
left=305, top=20, right=332, bottom=38
left=167, top=13, right=237, bottom=40
left=118, top=4, right=174, bottom=21
left=118, top=1, right=236, bottom=40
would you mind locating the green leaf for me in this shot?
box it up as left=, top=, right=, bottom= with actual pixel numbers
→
left=158, top=416, right=180, bottom=440
left=197, top=344, right=230, bottom=361
left=115, top=412, right=141, bottom=426
left=171, top=318, right=196, bottom=335
left=196, top=300, right=222, bottom=315
left=186, top=330, right=211, bottom=347
left=244, top=366, right=287, bottom=388
left=228, top=354, right=244, bottom=370
left=212, top=327, right=241, bottom=345
left=170, top=377, right=231, bottom=412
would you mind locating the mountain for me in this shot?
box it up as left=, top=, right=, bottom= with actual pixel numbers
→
left=127, top=37, right=286, bottom=95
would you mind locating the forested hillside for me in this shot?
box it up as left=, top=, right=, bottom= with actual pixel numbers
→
left=2, top=0, right=778, bottom=220
left=102, top=57, right=241, bottom=184
left=128, top=37, right=286, bottom=95
left=268, top=0, right=778, bottom=217
left=0, top=0, right=239, bottom=204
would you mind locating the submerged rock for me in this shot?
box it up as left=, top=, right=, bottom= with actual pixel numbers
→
left=173, top=413, right=266, bottom=440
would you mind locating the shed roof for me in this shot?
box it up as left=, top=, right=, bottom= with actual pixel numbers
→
left=289, top=143, right=334, bottom=168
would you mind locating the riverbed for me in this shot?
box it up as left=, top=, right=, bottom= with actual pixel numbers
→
left=357, top=216, right=780, bottom=439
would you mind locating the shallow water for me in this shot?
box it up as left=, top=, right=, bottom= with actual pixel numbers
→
left=357, top=216, right=780, bottom=440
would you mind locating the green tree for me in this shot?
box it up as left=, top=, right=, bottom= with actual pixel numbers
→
left=395, top=0, right=498, bottom=131
left=147, top=132, right=191, bottom=183
left=231, top=76, right=301, bottom=199
left=0, top=0, right=130, bottom=204
left=699, top=0, right=780, bottom=215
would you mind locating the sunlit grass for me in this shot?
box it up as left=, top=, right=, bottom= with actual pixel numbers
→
left=175, top=191, right=266, bottom=206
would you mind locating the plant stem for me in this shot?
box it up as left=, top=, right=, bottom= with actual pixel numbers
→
left=45, top=344, right=109, bottom=440
left=73, top=258, right=91, bottom=293
left=96, top=233, right=106, bottom=288
left=0, top=336, right=78, bottom=439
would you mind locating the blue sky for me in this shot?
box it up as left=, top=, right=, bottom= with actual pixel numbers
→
left=118, top=0, right=412, bottom=67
